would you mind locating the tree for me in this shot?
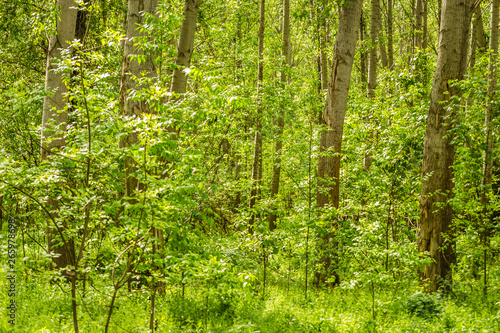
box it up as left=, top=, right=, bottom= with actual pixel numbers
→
left=249, top=0, right=265, bottom=233
left=359, top=13, right=368, bottom=85
left=469, top=5, right=487, bottom=70
left=480, top=0, right=498, bottom=295
left=316, top=0, right=363, bottom=286
left=117, top=3, right=163, bottom=326
left=319, top=0, right=329, bottom=92
left=419, top=0, right=473, bottom=293
left=387, top=0, right=394, bottom=67
left=268, top=0, right=290, bottom=230
left=367, top=0, right=380, bottom=99
left=170, top=0, right=201, bottom=96
left=422, top=0, right=428, bottom=49
left=41, top=0, right=79, bottom=271
left=119, top=0, right=158, bottom=201
left=364, top=0, right=382, bottom=173
left=415, top=0, right=423, bottom=49
left=378, top=4, right=388, bottom=68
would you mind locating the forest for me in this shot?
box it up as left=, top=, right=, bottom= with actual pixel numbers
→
left=0, top=0, right=499, bottom=331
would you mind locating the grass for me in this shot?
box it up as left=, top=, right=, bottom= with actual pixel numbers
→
left=1, top=267, right=499, bottom=332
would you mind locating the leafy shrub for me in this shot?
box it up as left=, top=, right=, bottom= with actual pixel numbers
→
left=405, top=292, right=441, bottom=319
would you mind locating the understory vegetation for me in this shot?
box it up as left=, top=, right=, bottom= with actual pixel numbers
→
left=2, top=235, right=500, bottom=332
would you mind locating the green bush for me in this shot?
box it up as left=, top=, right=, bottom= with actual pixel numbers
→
left=405, top=292, right=441, bottom=319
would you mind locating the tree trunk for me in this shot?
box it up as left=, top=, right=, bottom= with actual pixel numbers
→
left=269, top=0, right=290, bottom=231
left=480, top=0, right=498, bottom=296
left=423, top=0, right=428, bottom=49
left=120, top=0, right=158, bottom=118
left=367, top=0, right=380, bottom=98
left=470, top=5, right=487, bottom=69
left=316, top=0, right=363, bottom=287
left=415, top=0, right=423, bottom=49
left=41, top=0, right=78, bottom=159
left=474, top=5, right=487, bottom=51
left=360, top=13, right=368, bottom=86
left=310, top=0, right=324, bottom=123
left=468, top=4, right=487, bottom=110
left=387, top=0, right=394, bottom=67
left=249, top=0, right=265, bottom=233
left=378, top=15, right=388, bottom=68
left=419, top=0, right=473, bottom=293
left=41, top=0, right=78, bottom=271
left=319, top=0, right=329, bottom=91
left=170, top=0, right=201, bottom=96
left=119, top=0, right=158, bottom=199
left=232, top=9, right=243, bottom=213
left=438, top=0, right=442, bottom=31
left=365, top=0, right=380, bottom=172
left=119, top=0, right=160, bottom=294
left=483, top=0, right=498, bottom=207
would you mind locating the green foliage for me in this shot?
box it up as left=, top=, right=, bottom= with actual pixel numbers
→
left=405, top=292, right=441, bottom=319
left=0, top=0, right=499, bottom=331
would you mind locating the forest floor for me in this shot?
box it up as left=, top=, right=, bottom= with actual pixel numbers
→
left=1, top=267, right=499, bottom=332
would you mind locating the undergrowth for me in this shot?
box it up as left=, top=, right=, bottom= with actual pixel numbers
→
left=1, top=267, right=499, bottom=333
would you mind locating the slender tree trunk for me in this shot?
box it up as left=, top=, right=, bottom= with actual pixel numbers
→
left=310, top=0, right=324, bottom=123
left=378, top=15, right=388, bottom=68
left=474, top=5, right=487, bottom=51
left=415, top=0, right=423, bottom=49
left=360, top=13, right=368, bottom=86
left=170, top=0, right=201, bottom=96
left=69, top=2, right=89, bottom=104
left=438, top=0, right=442, bottom=30
left=469, top=26, right=478, bottom=72
left=482, top=0, right=498, bottom=208
left=419, top=0, right=473, bottom=293
left=41, top=0, right=78, bottom=271
left=233, top=154, right=241, bottom=211
left=387, top=0, right=394, bottom=68
left=120, top=0, right=158, bottom=198
left=467, top=4, right=487, bottom=111
left=367, top=0, right=380, bottom=98
left=119, top=0, right=159, bottom=296
left=249, top=0, right=265, bottom=233
left=470, top=5, right=487, bottom=69
left=316, top=0, right=363, bottom=287
left=269, top=0, right=290, bottom=230
left=232, top=9, right=243, bottom=212
left=149, top=290, right=156, bottom=331
left=480, top=0, right=498, bottom=296
left=320, top=38, right=329, bottom=91
left=423, top=0, right=428, bottom=49
left=365, top=0, right=380, bottom=172
left=316, top=56, right=323, bottom=123
left=411, top=0, right=416, bottom=55
left=319, top=0, right=329, bottom=90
